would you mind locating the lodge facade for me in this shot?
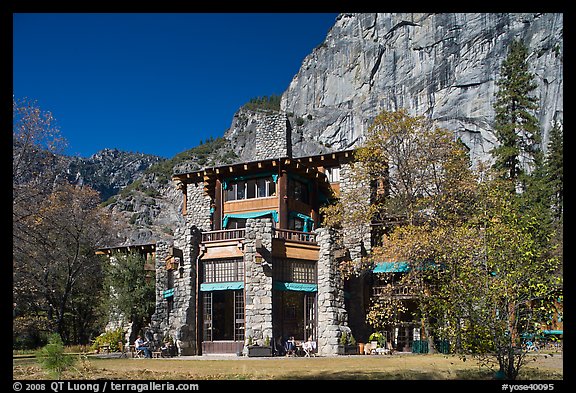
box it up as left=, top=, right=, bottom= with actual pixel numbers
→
left=103, top=112, right=425, bottom=356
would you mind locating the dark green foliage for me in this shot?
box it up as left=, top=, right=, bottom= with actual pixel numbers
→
left=491, top=40, right=540, bottom=183
left=104, top=253, right=155, bottom=334
left=242, top=95, right=282, bottom=112
left=544, top=123, right=563, bottom=220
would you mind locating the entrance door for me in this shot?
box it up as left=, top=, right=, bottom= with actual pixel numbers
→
left=274, top=290, right=316, bottom=342
left=304, top=292, right=316, bottom=340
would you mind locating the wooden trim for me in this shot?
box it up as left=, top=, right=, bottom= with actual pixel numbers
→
left=223, top=197, right=278, bottom=215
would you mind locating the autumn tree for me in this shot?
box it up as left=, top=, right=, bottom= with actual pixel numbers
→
left=13, top=97, right=116, bottom=347
left=13, top=183, right=114, bottom=342
left=324, top=108, right=561, bottom=379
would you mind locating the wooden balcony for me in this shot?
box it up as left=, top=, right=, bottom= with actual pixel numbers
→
left=202, top=229, right=246, bottom=243
left=273, top=228, right=317, bottom=244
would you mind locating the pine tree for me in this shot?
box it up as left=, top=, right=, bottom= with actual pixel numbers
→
left=491, top=40, right=540, bottom=186
left=544, top=122, right=563, bottom=221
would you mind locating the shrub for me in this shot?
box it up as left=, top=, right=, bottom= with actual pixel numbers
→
left=90, top=328, right=125, bottom=353
left=36, top=333, right=76, bottom=379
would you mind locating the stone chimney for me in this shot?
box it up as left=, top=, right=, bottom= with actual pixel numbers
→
left=253, top=112, right=292, bottom=160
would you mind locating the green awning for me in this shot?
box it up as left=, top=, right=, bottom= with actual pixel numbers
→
left=200, top=282, right=244, bottom=291
left=273, top=281, right=317, bottom=292
left=223, top=210, right=278, bottom=227
left=373, top=262, right=410, bottom=273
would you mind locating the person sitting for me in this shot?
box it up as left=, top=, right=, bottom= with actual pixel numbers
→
left=160, top=341, right=175, bottom=357
left=284, top=336, right=296, bottom=356
left=302, top=336, right=317, bottom=357
left=274, top=336, right=286, bottom=356
left=134, top=335, right=151, bottom=358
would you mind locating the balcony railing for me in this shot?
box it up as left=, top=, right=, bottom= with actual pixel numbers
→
left=372, top=284, right=415, bottom=298
left=200, top=228, right=317, bottom=244
left=202, top=229, right=246, bottom=243
left=273, top=228, right=317, bottom=244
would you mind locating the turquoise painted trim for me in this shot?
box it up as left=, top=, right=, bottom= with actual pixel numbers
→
left=289, top=211, right=314, bottom=232
left=543, top=330, right=563, bottom=335
left=200, top=282, right=244, bottom=291
left=223, top=210, right=278, bottom=228
left=373, top=262, right=410, bottom=273
left=163, top=288, right=175, bottom=298
left=273, top=281, right=317, bottom=292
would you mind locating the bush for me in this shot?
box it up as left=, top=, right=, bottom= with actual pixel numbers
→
left=90, top=328, right=125, bottom=353
left=36, top=333, right=76, bottom=379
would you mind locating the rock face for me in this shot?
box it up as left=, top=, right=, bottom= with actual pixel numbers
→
left=281, top=13, right=563, bottom=164
left=65, top=148, right=164, bottom=201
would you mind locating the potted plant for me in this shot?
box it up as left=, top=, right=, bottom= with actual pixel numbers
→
left=247, top=335, right=272, bottom=357
left=337, top=331, right=359, bottom=355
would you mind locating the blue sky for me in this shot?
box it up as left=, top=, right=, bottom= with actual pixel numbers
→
left=13, top=13, right=339, bottom=159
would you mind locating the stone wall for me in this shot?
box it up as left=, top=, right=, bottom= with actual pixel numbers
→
left=316, top=227, right=349, bottom=355
left=243, top=218, right=274, bottom=343
left=186, top=182, right=212, bottom=231
left=338, top=161, right=372, bottom=261
left=150, top=226, right=201, bottom=355
left=253, top=112, right=292, bottom=160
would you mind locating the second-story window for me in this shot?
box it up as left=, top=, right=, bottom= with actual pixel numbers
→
left=202, top=258, right=244, bottom=283
left=224, top=176, right=276, bottom=202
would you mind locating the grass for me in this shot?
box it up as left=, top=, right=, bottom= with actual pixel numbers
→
left=13, top=352, right=562, bottom=381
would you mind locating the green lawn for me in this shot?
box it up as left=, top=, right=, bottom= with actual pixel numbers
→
left=13, top=352, right=562, bottom=380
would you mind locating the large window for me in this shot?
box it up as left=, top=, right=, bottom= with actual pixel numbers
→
left=224, top=176, right=276, bottom=202
left=203, top=258, right=244, bottom=283
left=273, top=258, right=316, bottom=284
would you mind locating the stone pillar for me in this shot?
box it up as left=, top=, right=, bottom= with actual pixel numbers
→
left=150, top=241, right=170, bottom=344
left=253, top=112, right=292, bottom=160
left=243, top=218, right=274, bottom=344
left=316, top=227, right=348, bottom=355
left=186, top=182, right=212, bottom=231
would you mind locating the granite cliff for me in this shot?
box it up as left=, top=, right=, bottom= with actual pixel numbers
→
left=280, top=13, right=563, bottom=164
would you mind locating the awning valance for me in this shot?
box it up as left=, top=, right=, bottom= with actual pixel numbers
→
left=273, top=281, right=317, bottom=292
left=222, top=210, right=278, bottom=228
left=200, top=282, right=244, bottom=291
left=373, top=262, right=410, bottom=273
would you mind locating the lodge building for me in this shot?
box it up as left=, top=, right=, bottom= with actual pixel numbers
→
left=100, top=110, right=563, bottom=356
left=149, top=112, right=374, bottom=356
left=102, top=112, right=423, bottom=356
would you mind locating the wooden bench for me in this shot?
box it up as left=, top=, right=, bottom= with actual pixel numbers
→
left=152, top=351, right=162, bottom=358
